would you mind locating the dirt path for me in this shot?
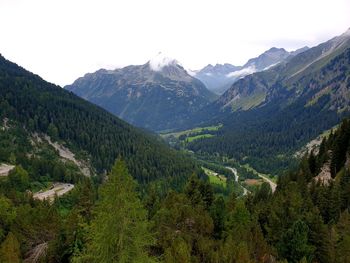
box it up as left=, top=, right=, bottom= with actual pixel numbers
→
left=256, top=173, right=277, bottom=192
left=226, top=166, right=249, bottom=196
left=33, top=183, right=74, bottom=202
left=0, top=163, right=15, bottom=176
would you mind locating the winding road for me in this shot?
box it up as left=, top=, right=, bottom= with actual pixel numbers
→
left=226, top=166, right=277, bottom=194
left=226, top=166, right=249, bottom=196
left=33, top=183, right=74, bottom=202
left=255, top=173, right=277, bottom=192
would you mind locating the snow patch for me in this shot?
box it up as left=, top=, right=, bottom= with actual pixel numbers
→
left=149, top=52, right=178, bottom=71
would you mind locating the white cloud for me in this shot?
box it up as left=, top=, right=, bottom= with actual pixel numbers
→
left=186, top=69, right=198, bottom=76
left=149, top=52, right=178, bottom=71
left=226, top=66, right=256, bottom=79
left=263, top=63, right=279, bottom=71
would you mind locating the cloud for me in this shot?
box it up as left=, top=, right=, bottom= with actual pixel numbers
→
left=149, top=52, right=178, bottom=71
left=263, top=62, right=279, bottom=71
left=226, top=66, right=256, bottom=79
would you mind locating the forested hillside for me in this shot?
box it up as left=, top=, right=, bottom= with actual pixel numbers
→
left=0, top=54, right=204, bottom=262
left=3, top=118, right=350, bottom=262
left=73, top=118, right=350, bottom=262
left=0, top=54, right=203, bottom=187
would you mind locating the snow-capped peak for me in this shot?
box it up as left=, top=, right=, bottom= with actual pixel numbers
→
left=149, top=52, right=178, bottom=71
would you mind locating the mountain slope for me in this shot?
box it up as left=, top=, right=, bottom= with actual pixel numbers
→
left=65, top=54, right=215, bottom=131
left=243, top=47, right=290, bottom=71
left=0, top=54, right=200, bottom=187
left=188, top=29, right=350, bottom=175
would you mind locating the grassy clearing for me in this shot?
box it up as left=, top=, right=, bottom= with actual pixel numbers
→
left=161, top=124, right=223, bottom=139
left=231, top=91, right=266, bottom=111
left=186, top=134, right=214, bottom=142
left=202, top=167, right=227, bottom=188
left=208, top=174, right=226, bottom=187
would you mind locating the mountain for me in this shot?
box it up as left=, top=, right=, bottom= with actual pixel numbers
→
left=194, top=47, right=308, bottom=95
left=243, top=47, right=290, bottom=71
left=188, top=28, right=350, bottom=175
left=217, top=29, right=350, bottom=112
left=0, top=54, right=200, bottom=187
left=65, top=53, right=216, bottom=132
left=193, top=63, right=242, bottom=94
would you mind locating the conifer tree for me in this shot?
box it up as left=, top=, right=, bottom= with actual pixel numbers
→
left=0, top=232, right=21, bottom=263
left=278, top=220, right=314, bottom=263
left=335, top=210, right=350, bottom=262
left=76, top=159, right=155, bottom=263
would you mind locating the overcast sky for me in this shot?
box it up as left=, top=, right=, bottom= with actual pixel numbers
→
left=1, top=0, right=349, bottom=86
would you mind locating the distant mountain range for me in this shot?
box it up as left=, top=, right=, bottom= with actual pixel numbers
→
left=194, top=46, right=309, bottom=94
left=65, top=47, right=309, bottom=131
left=64, top=28, right=350, bottom=175
left=65, top=53, right=216, bottom=131
left=216, top=29, right=350, bottom=112
left=188, top=28, right=350, bottom=174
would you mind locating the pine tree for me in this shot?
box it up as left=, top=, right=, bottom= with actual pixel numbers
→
left=305, top=209, right=331, bottom=263
left=210, top=196, right=225, bottom=239
left=340, top=168, right=350, bottom=210
left=7, top=165, right=29, bottom=192
left=0, top=232, right=21, bottom=263
left=76, top=159, right=155, bottom=263
left=278, top=220, right=314, bottom=263
left=308, top=150, right=317, bottom=175
left=164, top=237, right=191, bottom=263
left=234, top=242, right=252, bottom=263
left=326, top=182, right=341, bottom=223
left=335, top=210, right=350, bottom=262
left=184, top=173, right=204, bottom=207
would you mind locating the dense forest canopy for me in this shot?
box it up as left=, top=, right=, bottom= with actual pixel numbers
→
left=0, top=54, right=201, bottom=188
left=2, top=117, right=350, bottom=262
